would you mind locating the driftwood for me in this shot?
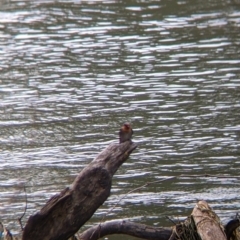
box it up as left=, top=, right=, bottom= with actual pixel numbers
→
left=78, top=220, right=172, bottom=240
left=192, top=200, right=227, bottom=240
left=22, top=140, right=137, bottom=240
left=19, top=137, right=240, bottom=240
left=76, top=201, right=240, bottom=240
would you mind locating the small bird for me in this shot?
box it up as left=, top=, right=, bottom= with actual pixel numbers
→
left=119, top=123, right=133, bottom=143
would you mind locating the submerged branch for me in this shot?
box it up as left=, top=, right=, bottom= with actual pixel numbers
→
left=78, top=220, right=172, bottom=240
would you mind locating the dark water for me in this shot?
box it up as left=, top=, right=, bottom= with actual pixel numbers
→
left=0, top=0, right=240, bottom=239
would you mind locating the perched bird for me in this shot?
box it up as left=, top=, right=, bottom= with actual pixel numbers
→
left=119, top=123, right=133, bottom=143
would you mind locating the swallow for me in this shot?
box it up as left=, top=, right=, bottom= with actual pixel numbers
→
left=119, top=123, right=133, bottom=143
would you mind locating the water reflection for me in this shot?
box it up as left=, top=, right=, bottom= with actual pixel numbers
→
left=0, top=0, right=240, bottom=238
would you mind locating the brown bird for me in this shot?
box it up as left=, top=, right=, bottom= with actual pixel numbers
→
left=119, top=123, right=133, bottom=143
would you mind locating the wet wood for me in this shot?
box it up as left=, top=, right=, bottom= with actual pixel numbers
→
left=22, top=140, right=137, bottom=240
left=192, top=200, right=227, bottom=240
left=78, top=220, right=173, bottom=240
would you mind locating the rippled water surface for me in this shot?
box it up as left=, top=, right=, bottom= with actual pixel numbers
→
left=0, top=0, right=240, bottom=238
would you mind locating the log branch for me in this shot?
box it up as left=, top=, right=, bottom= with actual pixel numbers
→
left=22, top=140, right=137, bottom=240
left=78, top=220, right=172, bottom=240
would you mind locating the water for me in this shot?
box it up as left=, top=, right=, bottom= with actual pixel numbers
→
left=0, top=0, right=240, bottom=239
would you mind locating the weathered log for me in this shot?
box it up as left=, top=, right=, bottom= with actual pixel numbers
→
left=192, top=200, right=227, bottom=240
left=22, top=140, right=137, bottom=240
left=78, top=220, right=173, bottom=240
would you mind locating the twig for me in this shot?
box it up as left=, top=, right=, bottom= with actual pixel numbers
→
left=165, top=216, right=178, bottom=226
left=102, top=176, right=176, bottom=222
left=179, top=174, right=240, bottom=179
left=18, top=185, right=27, bottom=231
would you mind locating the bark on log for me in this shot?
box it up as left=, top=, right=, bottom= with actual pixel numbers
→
left=192, top=200, right=227, bottom=240
left=22, top=140, right=137, bottom=240
left=78, top=220, right=173, bottom=240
